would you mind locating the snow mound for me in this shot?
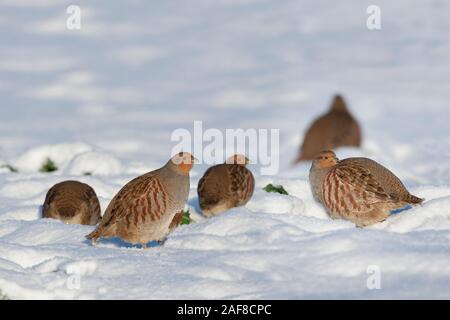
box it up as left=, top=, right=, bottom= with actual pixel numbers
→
left=64, top=151, right=122, bottom=176
left=247, top=190, right=305, bottom=215
left=375, top=196, right=450, bottom=233
left=13, top=143, right=92, bottom=173
left=10, top=143, right=124, bottom=176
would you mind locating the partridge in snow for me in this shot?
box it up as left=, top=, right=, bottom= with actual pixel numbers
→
left=296, top=94, right=361, bottom=162
left=198, top=155, right=255, bottom=217
left=309, top=150, right=423, bottom=227
left=87, top=152, right=196, bottom=247
left=42, top=180, right=101, bottom=225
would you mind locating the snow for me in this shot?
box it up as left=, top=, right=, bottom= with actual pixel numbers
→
left=0, top=0, right=450, bottom=299
left=13, top=143, right=92, bottom=173
left=63, top=151, right=123, bottom=176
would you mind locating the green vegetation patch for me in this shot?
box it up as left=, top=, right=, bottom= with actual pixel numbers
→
left=263, top=183, right=289, bottom=195
left=39, top=158, right=58, bottom=173
left=181, top=209, right=192, bottom=225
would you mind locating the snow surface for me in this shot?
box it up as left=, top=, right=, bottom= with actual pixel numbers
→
left=1, top=0, right=450, bottom=299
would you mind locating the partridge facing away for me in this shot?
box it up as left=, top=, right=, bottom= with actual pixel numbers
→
left=198, top=154, right=255, bottom=217
left=86, top=152, right=196, bottom=247
left=296, top=94, right=361, bottom=162
left=42, top=180, right=101, bottom=225
left=309, top=150, right=423, bottom=227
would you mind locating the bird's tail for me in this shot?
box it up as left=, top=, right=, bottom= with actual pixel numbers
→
left=86, top=227, right=102, bottom=242
left=168, top=211, right=184, bottom=232
left=406, top=194, right=424, bottom=205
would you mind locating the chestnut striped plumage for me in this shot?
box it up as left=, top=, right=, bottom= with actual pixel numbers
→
left=87, top=152, right=196, bottom=247
left=309, top=150, right=423, bottom=227
left=198, top=155, right=255, bottom=217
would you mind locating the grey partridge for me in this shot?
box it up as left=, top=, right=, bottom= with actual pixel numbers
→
left=87, top=152, right=196, bottom=247
left=296, top=94, right=361, bottom=162
left=309, top=150, right=423, bottom=227
left=198, top=154, right=255, bottom=217
left=42, top=180, right=101, bottom=225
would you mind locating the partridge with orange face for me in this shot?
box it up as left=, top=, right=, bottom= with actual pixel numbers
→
left=309, top=150, right=423, bottom=227
left=87, top=152, right=196, bottom=247
left=296, top=94, right=361, bottom=162
left=198, top=155, right=255, bottom=217
left=43, top=180, right=101, bottom=225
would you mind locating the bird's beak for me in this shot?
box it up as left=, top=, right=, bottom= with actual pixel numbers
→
left=191, top=156, right=199, bottom=164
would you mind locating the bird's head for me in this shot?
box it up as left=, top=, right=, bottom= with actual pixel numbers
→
left=170, top=152, right=198, bottom=174
left=312, top=150, right=339, bottom=169
left=225, top=154, right=250, bottom=166
left=330, top=94, right=348, bottom=112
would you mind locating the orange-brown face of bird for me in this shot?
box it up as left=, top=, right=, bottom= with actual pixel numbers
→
left=171, top=152, right=198, bottom=174
left=226, top=154, right=250, bottom=166
left=313, top=150, right=339, bottom=169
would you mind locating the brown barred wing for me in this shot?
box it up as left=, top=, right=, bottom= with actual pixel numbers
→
left=229, top=165, right=255, bottom=206
left=321, top=163, right=394, bottom=220
left=82, top=183, right=101, bottom=224
left=88, top=171, right=168, bottom=238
